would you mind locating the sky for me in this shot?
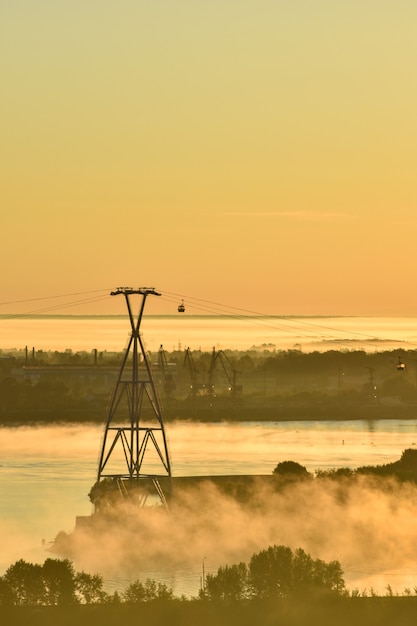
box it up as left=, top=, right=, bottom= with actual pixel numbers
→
left=2, top=1, right=417, bottom=317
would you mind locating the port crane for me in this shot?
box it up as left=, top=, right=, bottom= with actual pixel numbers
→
left=207, top=348, right=242, bottom=399
left=157, top=344, right=176, bottom=399
left=183, top=347, right=205, bottom=397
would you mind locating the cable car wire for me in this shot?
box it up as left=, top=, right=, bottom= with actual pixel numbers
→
left=159, top=289, right=417, bottom=352
left=1, top=286, right=416, bottom=353
left=0, top=288, right=110, bottom=307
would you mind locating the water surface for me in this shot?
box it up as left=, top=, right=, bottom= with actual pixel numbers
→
left=1, top=420, right=417, bottom=595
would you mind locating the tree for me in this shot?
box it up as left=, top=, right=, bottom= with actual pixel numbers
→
left=75, top=571, right=106, bottom=604
left=312, top=556, right=345, bottom=593
left=273, top=460, right=312, bottom=480
left=249, top=545, right=293, bottom=598
left=205, top=563, right=248, bottom=601
left=123, top=580, right=146, bottom=603
left=42, top=558, right=76, bottom=606
left=292, top=548, right=345, bottom=594
left=248, top=545, right=345, bottom=598
left=3, top=559, right=45, bottom=606
left=123, top=578, right=173, bottom=603
left=204, top=546, right=346, bottom=602
left=0, top=578, right=13, bottom=607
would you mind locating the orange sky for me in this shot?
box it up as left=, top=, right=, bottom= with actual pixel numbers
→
left=2, top=1, right=417, bottom=316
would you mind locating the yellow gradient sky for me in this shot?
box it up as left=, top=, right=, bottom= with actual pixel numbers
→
left=2, top=1, right=417, bottom=315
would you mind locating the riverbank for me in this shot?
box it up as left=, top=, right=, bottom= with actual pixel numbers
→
left=82, top=449, right=417, bottom=516
left=1, top=399, right=417, bottom=425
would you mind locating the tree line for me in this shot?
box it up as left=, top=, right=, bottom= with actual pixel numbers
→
left=203, top=545, right=345, bottom=600
left=274, top=448, right=417, bottom=484
left=2, top=547, right=417, bottom=617
left=0, top=558, right=173, bottom=607
left=1, top=346, right=417, bottom=422
left=0, top=545, right=345, bottom=607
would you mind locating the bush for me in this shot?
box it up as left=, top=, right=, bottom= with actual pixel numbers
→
left=273, top=461, right=312, bottom=479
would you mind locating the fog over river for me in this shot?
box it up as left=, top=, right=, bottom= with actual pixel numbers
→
left=2, top=315, right=417, bottom=595
left=2, top=420, right=417, bottom=596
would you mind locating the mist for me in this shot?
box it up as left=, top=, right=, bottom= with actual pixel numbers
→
left=3, top=422, right=417, bottom=593
left=54, top=475, right=417, bottom=593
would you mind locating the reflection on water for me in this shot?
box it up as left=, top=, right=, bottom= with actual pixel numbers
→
left=1, top=420, right=417, bottom=595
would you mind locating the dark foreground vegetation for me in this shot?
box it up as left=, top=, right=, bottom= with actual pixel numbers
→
left=0, top=546, right=344, bottom=607
left=1, top=346, right=417, bottom=423
left=3, top=597, right=417, bottom=626
left=1, top=548, right=417, bottom=626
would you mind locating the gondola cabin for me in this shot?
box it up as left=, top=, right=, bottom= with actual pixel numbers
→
left=178, top=300, right=185, bottom=313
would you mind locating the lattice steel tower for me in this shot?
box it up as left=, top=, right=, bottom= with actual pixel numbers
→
left=96, top=287, right=172, bottom=508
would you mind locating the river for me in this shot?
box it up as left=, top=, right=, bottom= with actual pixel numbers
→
left=1, top=420, right=417, bottom=596
left=2, top=314, right=417, bottom=595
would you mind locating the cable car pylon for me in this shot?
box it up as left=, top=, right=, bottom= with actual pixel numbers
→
left=94, top=287, right=172, bottom=511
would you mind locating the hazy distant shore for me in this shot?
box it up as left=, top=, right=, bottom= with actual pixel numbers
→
left=2, top=344, right=417, bottom=426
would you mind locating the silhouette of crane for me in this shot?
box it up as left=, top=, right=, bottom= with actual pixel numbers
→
left=183, top=347, right=205, bottom=398
left=207, top=347, right=242, bottom=399
left=158, top=344, right=176, bottom=399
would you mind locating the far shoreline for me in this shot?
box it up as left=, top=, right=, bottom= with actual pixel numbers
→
left=1, top=405, right=417, bottom=427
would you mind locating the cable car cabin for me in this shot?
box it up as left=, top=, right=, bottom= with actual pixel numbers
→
left=178, top=300, right=185, bottom=313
